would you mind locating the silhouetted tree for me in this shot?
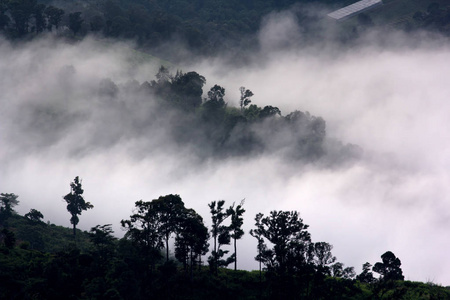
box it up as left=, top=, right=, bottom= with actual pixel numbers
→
left=0, top=193, right=19, bottom=217
left=206, top=84, right=226, bottom=108
left=24, top=208, right=43, bottom=222
left=331, top=262, right=355, bottom=279
left=356, top=262, right=375, bottom=283
left=121, top=200, right=164, bottom=270
left=249, top=213, right=269, bottom=283
left=175, top=208, right=209, bottom=273
left=251, top=210, right=311, bottom=274
left=373, top=251, right=404, bottom=281
left=172, top=71, right=206, bottom=110
left=227, top=199, right=245, bottom=270
left=208, top=200, right=233, bottom=274
left=239, top=86, right=253, bottom=112
left=63, top=176, right=93, bottom=236
left=312, top=242, right=336, bottom=275
left=152, top=194, right=186, bottom=262
left=259, top=105, right=281, bottom=119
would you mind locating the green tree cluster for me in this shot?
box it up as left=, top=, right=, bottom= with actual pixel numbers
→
left=135, top=67, right=333, bottom=161
left=2, top=187, right=447, bottom=300
left=0, top=0, right=65, bottom=37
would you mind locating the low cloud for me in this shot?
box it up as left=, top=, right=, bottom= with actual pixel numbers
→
left=1, top=11, right=450, bottom=285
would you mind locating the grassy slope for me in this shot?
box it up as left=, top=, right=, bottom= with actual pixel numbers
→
left=6, top=214, right=92, bottom=253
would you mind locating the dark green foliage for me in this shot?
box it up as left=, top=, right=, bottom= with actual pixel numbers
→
left=152, top=194, right=187, bottom=262
left=0, top=0, right=65, bottom=37
left=0, top=196, right=449, bottom=299
left=1, top=228, right=16, bottom=248
left=89, top=224, right=116, bottom=256
left=89, top=14, right=104, bottom=32
left=8, top=0, right=36, bottom=36
left=24, top=208, right=44, bottom=223
left=68, top=11, right=83, bottom=36
left=139, top=67, right=336, bottom=162
left=45, top=5, right=64, bottom=31
left=373, top=251, right=404, bottom=281
left=0, top=193, right=19, bottom=217
left=172, top=71, right=206, bottom=111
left=227, top=200, right=245, bottom=270
left=0, top=0, right=448, bottom=55
left=121, top=194, right=209, bottom=281
left=6, top=213, right=91, bottom=252
left=63, top=176, right=93, bottom=236
left=313, top=242, right=336, bottom=275
left=121, top=199, right=165, bottom=269
left=33, top=3, right=46, bottom=33
left=239, top=86, right=253, bottom=112
left=357, top=262, right=375, bottom=283
left=252, top=210, right=312, bottom=275
left=174, top=208, right=209, bottom=272
left=208, top=200, right=234, bottom=274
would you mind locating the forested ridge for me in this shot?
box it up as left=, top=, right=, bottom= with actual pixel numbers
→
left=2, top=189, right=450, bottom=299
left=1, top=0, right=450, bottom=60
left=13, top=64, right=361, bottom=164
left=0, top=0, right=347, bottom=58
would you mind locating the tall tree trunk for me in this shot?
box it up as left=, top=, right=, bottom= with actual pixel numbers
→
left=73, top=223, right=76, bottom=236
left=214, top=235, right=217, bottom=274
left=234, top=237, right=237, bottom=270
left=190, top=248, right=193, bottom=282
left=165, top=234, right=169, bottom=262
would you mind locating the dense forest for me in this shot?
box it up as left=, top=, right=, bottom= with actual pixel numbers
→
left=11, top=63, right=361, bottom=165
left=2, top=186, right=450, bottom=299
left=0, top=0, right=346, bottom=58
left=0, top=0, right=449, bottom=60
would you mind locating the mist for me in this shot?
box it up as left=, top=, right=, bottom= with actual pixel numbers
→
left=1, top=9, right=450, bottom=285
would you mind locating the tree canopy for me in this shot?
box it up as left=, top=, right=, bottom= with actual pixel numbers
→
left=63, top=176, right=93, bottom=236
left=1, top=189, right=441, bottom=299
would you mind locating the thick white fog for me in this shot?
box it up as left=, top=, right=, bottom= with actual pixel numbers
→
left=1, top=12, right=450, bottom=285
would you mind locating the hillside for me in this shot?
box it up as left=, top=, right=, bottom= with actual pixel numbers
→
left=2, top=208, right=450, bottom=299
left=1, top=0, right=449, bottom=61
left=6, top=214, right=92, bottom=253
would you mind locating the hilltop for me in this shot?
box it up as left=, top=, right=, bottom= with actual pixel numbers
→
left=2, top=196, right=450, bottom=299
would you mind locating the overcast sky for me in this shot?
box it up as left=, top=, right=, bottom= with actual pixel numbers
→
left=1, top=10, right=450, bottom=285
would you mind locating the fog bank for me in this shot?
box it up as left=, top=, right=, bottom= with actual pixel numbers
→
left=1, top=22, right=450, bottom=285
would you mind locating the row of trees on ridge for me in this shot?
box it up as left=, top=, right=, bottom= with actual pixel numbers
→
left=1, top=176, right=405, bottom=284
